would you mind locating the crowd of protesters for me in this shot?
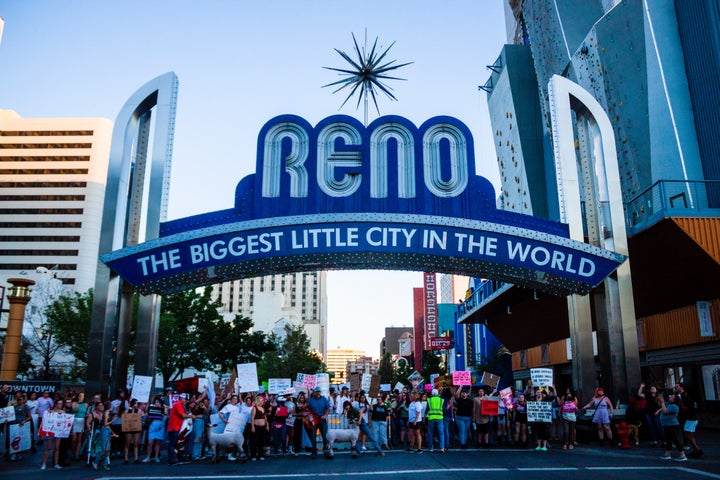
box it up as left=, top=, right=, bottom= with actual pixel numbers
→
left=0, top=379, right=705, bottom=470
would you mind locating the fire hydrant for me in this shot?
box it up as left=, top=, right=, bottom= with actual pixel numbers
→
left=616, top=421, right=631, bottom=449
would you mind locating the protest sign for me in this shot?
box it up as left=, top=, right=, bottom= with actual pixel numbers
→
left=361, top=373, right=372, bottom=392
left=8, top=422, right=32, bottom=453
left=236, top=363, right=259, bottom=392
left=380, top=384, right=391, bottom=392
left=481, top=399, right=499, bottom=416
left=292, top=382, right=308, bottom=397
left=316, top=373, right=330, bottom=396
left=530, top=368, right=553, bottom=387
left=452, top=370, right=471, bottom=386
left=429, top=373, right=439, bottom=386
left=499, top=387, right=514, bottom=411
left=481, top=372, right=500, bottom=389
left=393, top=382, right=405, bottom=393
left=0, top=406, right=15, bottom=423
left=39, top=412, right=74, bottom=438
left=175, top=376, right=199, bottom=395
left=407, top=371, right=423, bottom=388
left=369, top=374, right=381, bottom=398
left=121, top=412, right=142, bottom=432
left=268, top=378, right=292, bottom=394
left=527, top=401, right=552, bottom=422
left=130, top=375, right=153, bottom=403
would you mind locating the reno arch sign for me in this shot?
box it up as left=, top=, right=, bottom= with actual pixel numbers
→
left=101, top=114, right=625, bottom=296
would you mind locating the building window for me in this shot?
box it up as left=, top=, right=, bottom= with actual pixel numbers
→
left=0, top=208, right=84, bottom=215
left=0, top=168, right=89, bottom=175
left=0, top=235, right=80, bottom=242
left=0, top=249, right=78, bottom=256
left=0, top=155, right=91, bottom=162
left=0, top=263, right=76, bottom=270
left=0, top=143, right=92, bottom=149
left=0, top=181, right=87, bottom=188
left=541, top=344, right=549, bottom=364
left=520, top=349, right=527, bottom=368
left=0, top=222, right=81, bottom=228
left=0, top=130, right=94, bottom=136
left=0, top=194, right=85, bottom=201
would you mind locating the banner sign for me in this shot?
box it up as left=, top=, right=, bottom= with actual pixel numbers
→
left=236, top=363, right=259, bottom=393
left=527, top=401, right=552, bottom=423
left=530, top=368, right=554, bottom=387
left=481, top=400, right=499, bottom=416
left=424, top=272, right=438, bottom=349
left=429, top=336, right=453, bottom=351
left=268, top=378, right=292, bottom=394
left=3, top=381, right=61, bottom=395
left=453, top=370, right=471, bottom=386
left=101, top=116, right=624, bottom=298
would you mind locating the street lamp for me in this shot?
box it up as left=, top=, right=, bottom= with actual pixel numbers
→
left=0, top=278, right=35, bottom=380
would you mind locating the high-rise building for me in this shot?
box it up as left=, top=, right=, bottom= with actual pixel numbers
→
left=325, top=348, right=365, bottom=383
left=465, top=0, right=720, bottom=404
left=380, top=326, right=414, bottom=358
left=0, top=110, right=113, bottom=293
left=211, top=271, right=328, bottom=358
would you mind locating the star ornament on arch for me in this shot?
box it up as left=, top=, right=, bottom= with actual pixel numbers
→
left=323, top=31, right=413, bottom=120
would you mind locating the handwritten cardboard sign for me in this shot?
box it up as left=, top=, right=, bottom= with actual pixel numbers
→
left=481, top=372, right=500, bottom=389
left=453, top=370, right=471, bottom=386
left=130, top=375, right=153, bottom=403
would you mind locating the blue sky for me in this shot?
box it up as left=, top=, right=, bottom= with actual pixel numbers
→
left=0, top=1, right=508, bottom=356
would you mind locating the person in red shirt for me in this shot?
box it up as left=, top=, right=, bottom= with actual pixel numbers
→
left=167, top=393, right=197, bottom=465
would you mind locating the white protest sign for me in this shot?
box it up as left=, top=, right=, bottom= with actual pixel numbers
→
left=8, top=422, right=32, bottom=452
left=380, top=384, right=391, bottom=392
left=361, top=373, right=372, bottom=391
left=393, top=382, right=406, bottom=393
left=526, top=401, right=552, bottom=423
left=40, top=412, right=74, bottom=438
left=236, top=363, right=259, bottom=393
left=224, top=411, right=246, bottom=434
left=268, top=378, right=292, bottom=394
left=130, top=375, right=153, bottom=403
left=530, top=368, right=554, bottom=387
left=316, top=373, right=330, bottom=396
left=0, top=406, right=16, bottom=423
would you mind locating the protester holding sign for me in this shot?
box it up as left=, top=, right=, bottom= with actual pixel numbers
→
left=40, top=398, right=66, bottom=470
left=512, top=392, right=529, bottom=447
left=560, top=392, right=579, bottom=450
left=122, top=398, right=143, bottom=464
left=454, top=386, right=473, bottom=449
left=531, top=390, right=552, bottom=451
left=471, top=389, right=491, bottom=447
left=5, top=391, right=31, bottom=460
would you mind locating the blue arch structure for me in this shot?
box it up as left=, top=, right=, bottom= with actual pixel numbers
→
left=101, top=114, right=625, bottom=298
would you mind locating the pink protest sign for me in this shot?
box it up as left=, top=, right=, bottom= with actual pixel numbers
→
left=452, top=370, right=471, bottom=386
left=499, top=387, right=514, bottom=411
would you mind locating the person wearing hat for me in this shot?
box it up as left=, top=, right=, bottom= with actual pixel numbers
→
left=305, top=387, right=331, bottom=458
left=166, top=393, right=198, bottom=465
left=426, top=388, right=445, bottom=452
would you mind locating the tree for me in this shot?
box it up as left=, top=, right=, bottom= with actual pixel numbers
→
left=44, top=289, right=93, bottom=364
left=420, top=350, right=446, bottom=378
left=378, top=352, right=395, bottom=384
left=257, top=325, right=323, bottom=381
left=156, top=287, right=275, bottom=386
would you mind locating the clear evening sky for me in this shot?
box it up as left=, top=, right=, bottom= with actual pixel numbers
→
left=0, top=1, right=507, bottom=357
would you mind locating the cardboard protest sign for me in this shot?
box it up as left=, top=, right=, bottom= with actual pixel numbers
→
left=130, top=375, right=153, bottom=403
left=481, top=372, right=500, bottom=390
left=481, top=399, right=499, bottom=416
left=224, top=411, right=246, bottom=434
left=530, top=368, right=553, bottom=387
left=236, top=363, right=259, bottom=392
left=121, top=412, right=142, bottom=432
left=433, top=374, right=453, bottom=389
left=268, top=378, right=292, bottom=394
left=348, top=373, right=361, bottom=392
left=526, top=401, right=552, bottom=422
left=8, top=422, right=32, bottom=453
left=369, top=374, right=381, bottom=398
left=453, top=370, right=471, bottom=386
left=500, top=387, right=514, bottom=411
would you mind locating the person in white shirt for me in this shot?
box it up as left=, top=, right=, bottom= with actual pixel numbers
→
left=336, top=386, right=351, bottom=415
left=219, top=394, right=241, bottom=461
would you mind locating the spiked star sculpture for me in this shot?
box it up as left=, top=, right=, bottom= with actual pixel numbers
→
left=323, top=31, right=413, bottom=126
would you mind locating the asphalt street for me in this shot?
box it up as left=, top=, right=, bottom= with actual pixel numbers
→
left=3, top=432, right=720, bottom=480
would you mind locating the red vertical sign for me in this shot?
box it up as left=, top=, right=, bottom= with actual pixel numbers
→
left=413, top=287, right=424, bottom=372
left=423, top=272, right=437, bottom=350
